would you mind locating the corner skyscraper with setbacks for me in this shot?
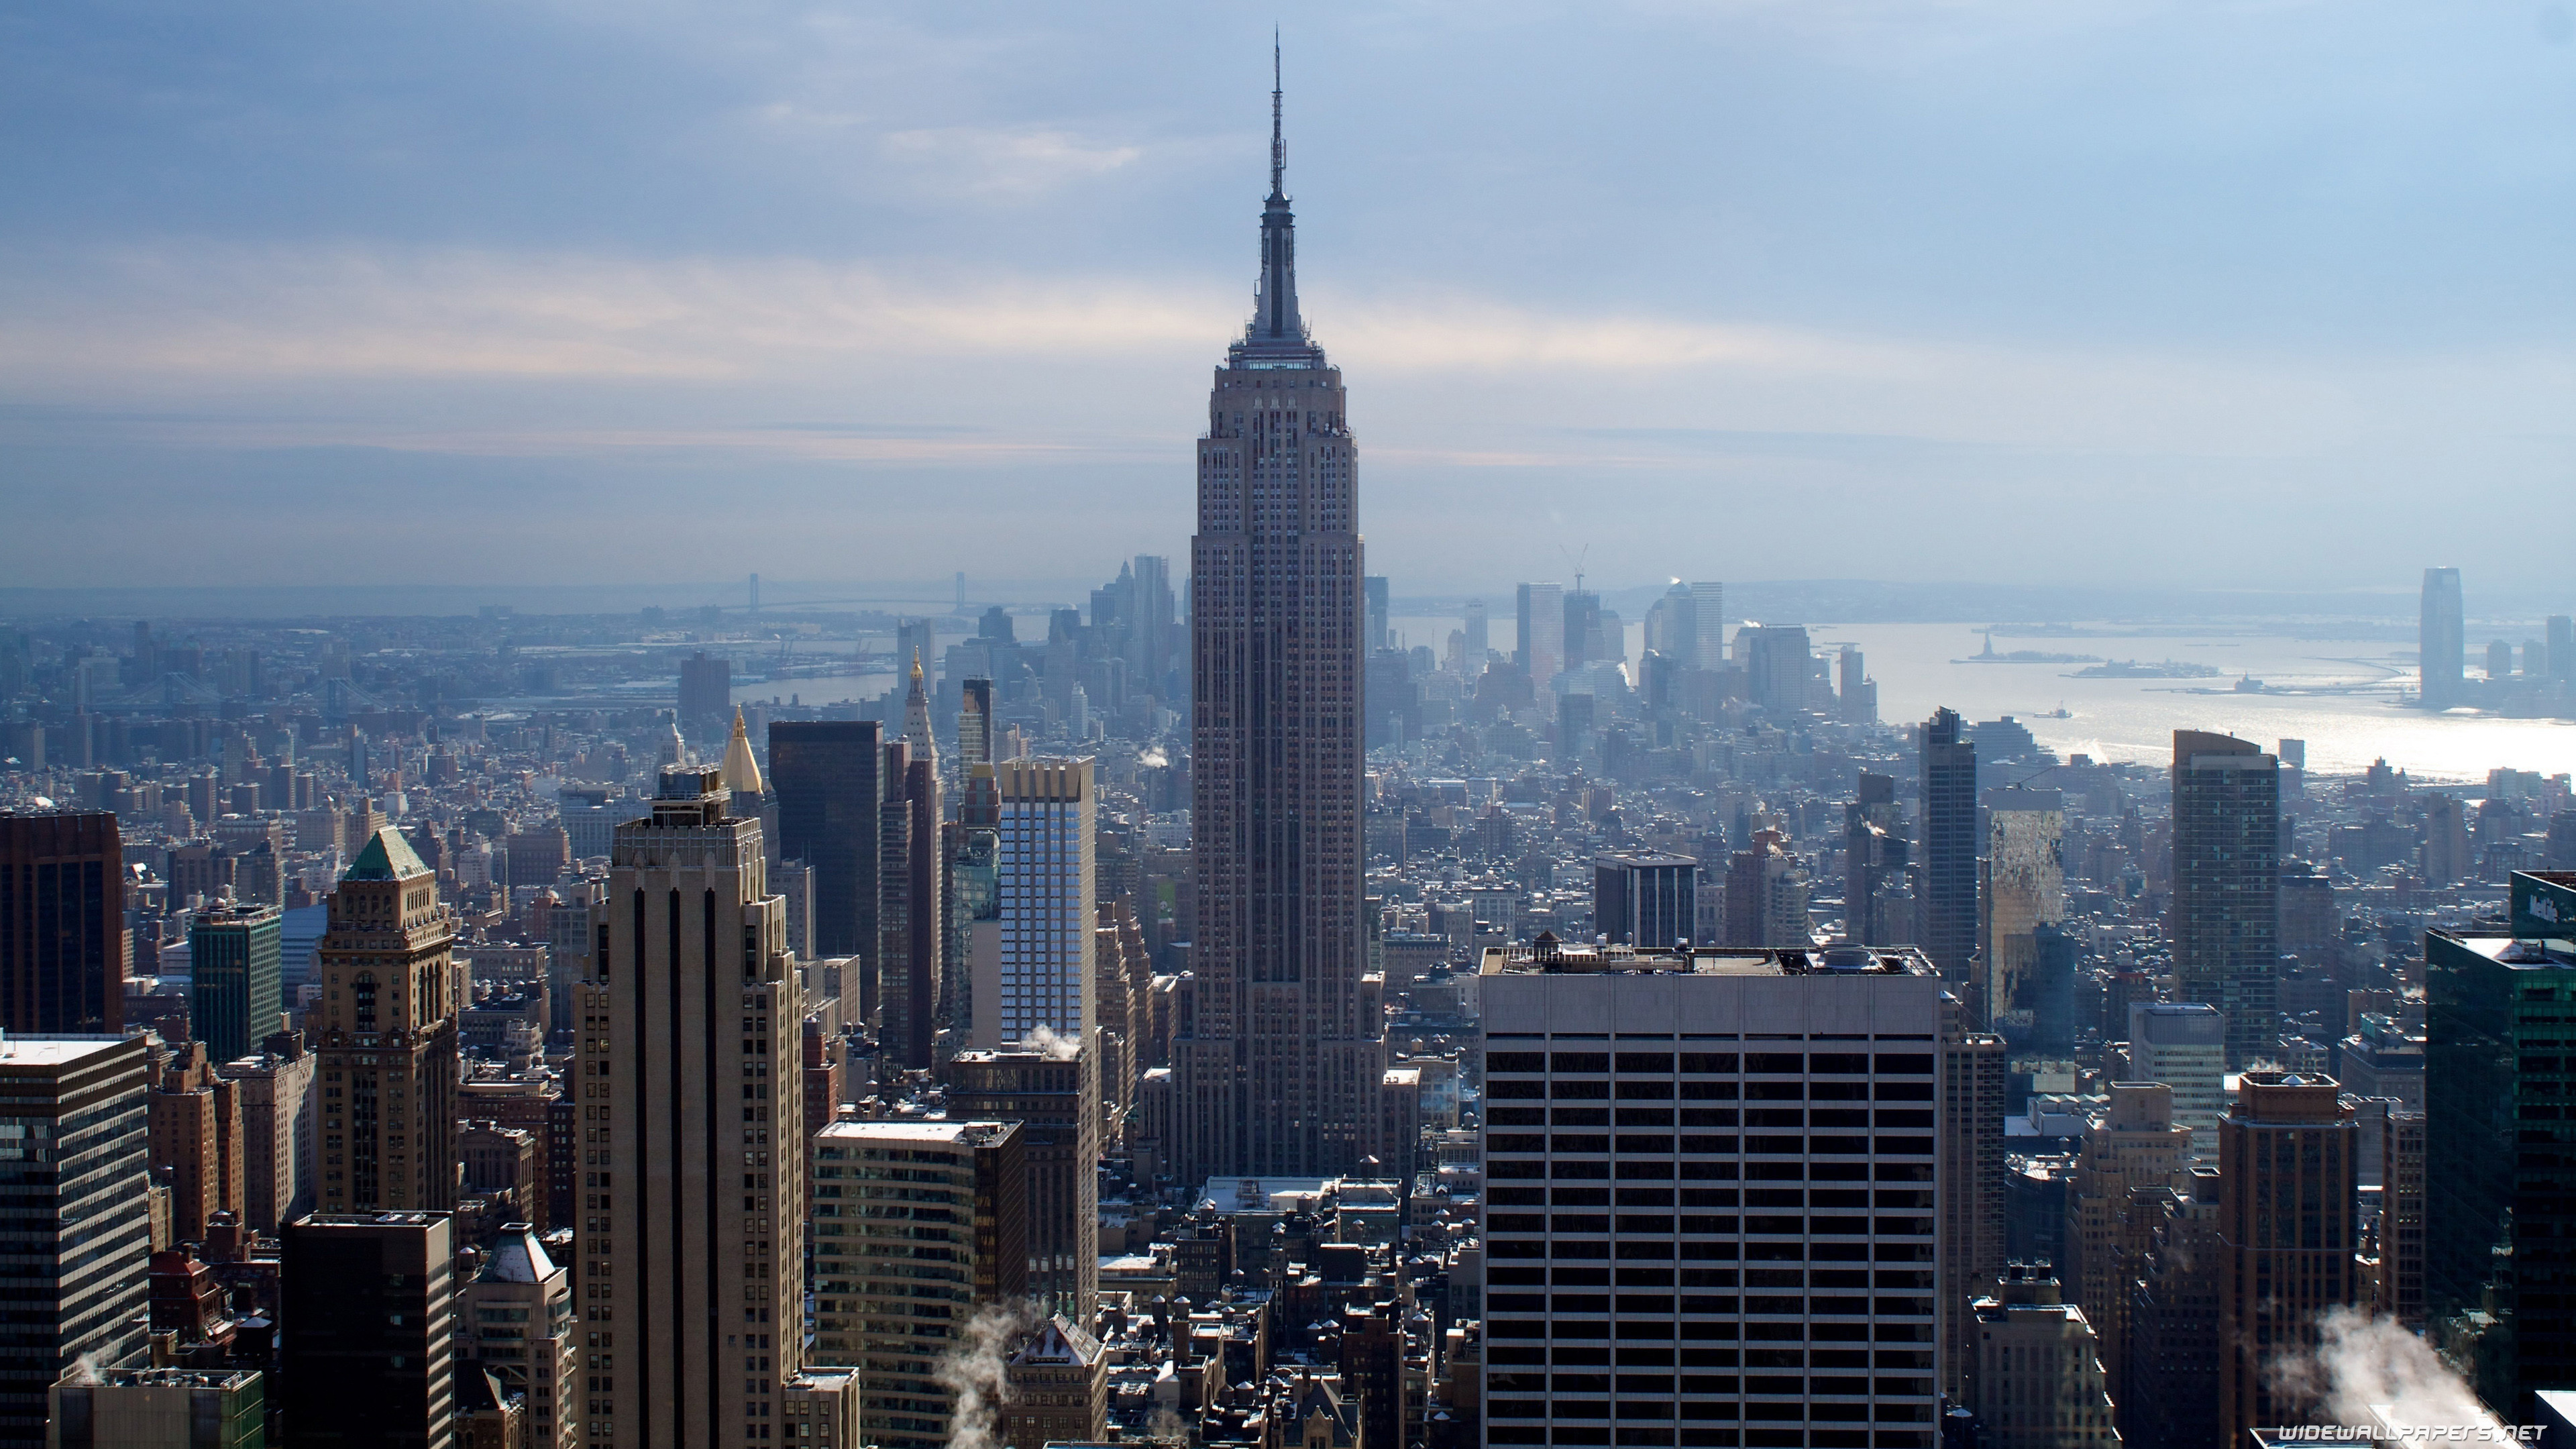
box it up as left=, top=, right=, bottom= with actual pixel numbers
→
left=1173, top=52, right=1382, bottom=1180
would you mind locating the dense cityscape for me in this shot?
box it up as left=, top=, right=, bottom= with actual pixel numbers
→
left=7, top=19, right=2576, bottom=1449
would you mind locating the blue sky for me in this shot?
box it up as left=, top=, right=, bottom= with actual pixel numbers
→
left=3, top=1, right=2571, bottom=599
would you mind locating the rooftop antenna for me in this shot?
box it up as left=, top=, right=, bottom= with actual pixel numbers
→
left=1270, top=29, right=1285, bottom=199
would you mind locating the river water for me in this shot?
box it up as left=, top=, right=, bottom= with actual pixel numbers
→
left=1393, top=615, right=2575, bottom=784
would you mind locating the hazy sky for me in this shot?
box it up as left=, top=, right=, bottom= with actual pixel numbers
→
left=5, top=1, right=2571, bottom=600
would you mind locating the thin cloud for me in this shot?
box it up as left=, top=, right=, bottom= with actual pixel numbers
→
left=879, top=125, right=1146, bottom=197
left=3, top=244, right=2569, bottom=471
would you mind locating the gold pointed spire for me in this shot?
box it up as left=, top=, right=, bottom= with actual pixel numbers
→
left=720, top=704, right=765, bottom=798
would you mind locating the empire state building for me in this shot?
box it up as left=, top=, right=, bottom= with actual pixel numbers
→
left=1174, top=55, right=1383, bottom=1180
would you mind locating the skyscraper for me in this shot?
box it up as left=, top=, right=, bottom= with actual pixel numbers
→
left=2425, top=871, right=2576, bottom=1419
left=2063, top=1081, right=2190, bottom=1427
left=767, top=720, right=882, bottom=961
left=945, top=761, right=1002, bottom=1050
left=1966, top=1265, right=2119, bottom=1449
left=1463, top=598, right=1489, bottom=662
left=149, top=1040, right=243, bottom=1244
left=313, top=829, right=460, bottom=1213
left=957, top=678, right=994, bottom=770
left=579, top=765, right=830, bottom=1449
left=1128, top=554, right=1181, bottom=699
left=1591, top=851, right=1698, bottom=948
left=1644, top=581, right=1696, bottom=664
left=459, top=1225, right=578, bottom=1449
left=979, top=758, right=1094, bottom=1049
left=877, top=739, right=943, bottom=1072
left=1176, top=54, right=1381, bottom=1181
left=0, top=809, right=125, bottom=1034
left=2420, top=566, right=2465, bottom=708
left=188, top=902, right=282, bottom=1065
left=1742, top=625, right=1813, bottom=712
left=2128, top=1002, right=2227, bottom=1150
left=2216, top=1072, right=2359, bottom=1440
left=1837, top=645, right=1878, bottom=724
left=1978, top=788, right=2064, bottom=1030
left=1516, top=582, right=1564, bottom=684
left=810, top=1120, right=1025, bottom=1449
left=902, top=653, right=936, bottom=768
left=2171, top=731, right=2281, bottom=1066
left=280, top=1211, right=456, bottom=1449
left=1690, top=580, right=1726, bottom=671
left=678, top=650, right=731, bottom=743
left=0, top=1034, right=152, bottom=1444
left=1917, top=708, right=1978, bottom=986
left=1843, top=771, right=1909, bottom=947
left=950, top=1047, right=1099, bottom=1324
left=1477, top=942, right=1949, bottom=1447
left=1561, top=588, right=1603, bottom=674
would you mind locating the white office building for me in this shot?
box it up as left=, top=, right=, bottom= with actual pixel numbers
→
left=979, top=759, right=1095, bottom=1049
left=1478, top=941, right=1950, bottom=1449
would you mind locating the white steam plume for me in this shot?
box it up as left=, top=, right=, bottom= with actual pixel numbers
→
left=936, top=1301, right=1039, bottom=1449
left=2271, top=1309, right=2504, bottom=1432
left=1020, top=1024, right=1082, bottom=1061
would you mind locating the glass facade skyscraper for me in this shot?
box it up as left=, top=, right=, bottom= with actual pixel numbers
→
left=188, top=901, right=281, bottom=1065
left=2426, top=871, right=2576, bottom=1419
left=767, top=720, right=883, bottom=961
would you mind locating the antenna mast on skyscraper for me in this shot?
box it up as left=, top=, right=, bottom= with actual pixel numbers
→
left=1271, top=29, right=1285, bottom=199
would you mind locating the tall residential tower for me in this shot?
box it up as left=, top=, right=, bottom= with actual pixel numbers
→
left=1917, top=708, right=1978, bottom=987
left=2171, top=731, right=2280, bottom=1066
left=1175, top=53, right=1382, bottom=1179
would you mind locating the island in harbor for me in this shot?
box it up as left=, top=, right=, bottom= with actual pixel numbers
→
left=2070, top=658, right=2224, bottom=679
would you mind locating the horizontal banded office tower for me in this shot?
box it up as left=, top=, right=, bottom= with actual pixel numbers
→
left=1478, top=942, right=1949, bottom=1449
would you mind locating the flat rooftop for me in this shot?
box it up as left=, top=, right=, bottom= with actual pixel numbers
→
left=60, top=1367, right=260, bottom=1391
left=815, top=1118, right=1012, bottom=1144
left=0, top=1036, right=133, bottom=1068
left=1481, top=944, right=1936, bottom=977
left=2432, top=930, right=2576, bottom=969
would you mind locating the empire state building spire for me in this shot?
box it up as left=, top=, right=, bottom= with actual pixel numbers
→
left=1246, top=36, right=1306, bottom=353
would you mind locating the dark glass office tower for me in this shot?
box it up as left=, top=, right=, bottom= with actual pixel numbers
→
left=1592, top=851, right=1699, bottom=948
left=1174, top=54, right=1380, bottom=1180
left=0, top=810, right=124, bottom=1034
left=2426, top=870, right=2576, bottom=1419
left=1916, top=708, right=1977, bottom=986
left=280, top=1212, right=455, bottom=1449
left=2171, top=731, right=2281, bottom=1066
left=768, top=720, right=883, bottom=961
left=188, top=902, right=282, bottom=1064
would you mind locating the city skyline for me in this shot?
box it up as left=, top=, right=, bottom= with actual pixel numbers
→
left=0, top=12, right=2570, bottom=1447
left=5, top=6, right=2570, bottom=592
